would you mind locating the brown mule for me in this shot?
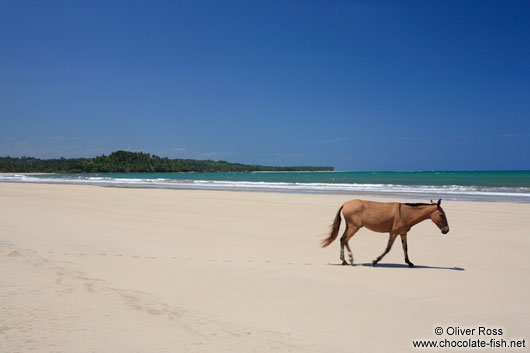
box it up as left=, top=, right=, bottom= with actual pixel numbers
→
left=321, top=199, right=449, bottom=267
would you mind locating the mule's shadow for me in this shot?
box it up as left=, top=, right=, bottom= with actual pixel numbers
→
left=327, top=263, right=465, bottom=271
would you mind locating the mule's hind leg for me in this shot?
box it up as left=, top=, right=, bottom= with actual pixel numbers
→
left=372, top=233, right=398, bottom=266
left=344, top=226, right=361, bottom=265
left=400, top=234, right=415, bottom=267
left=339, top=226, right=349, bottom=265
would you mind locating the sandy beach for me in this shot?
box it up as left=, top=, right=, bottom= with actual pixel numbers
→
left=1, top=182, right=529, bottom=352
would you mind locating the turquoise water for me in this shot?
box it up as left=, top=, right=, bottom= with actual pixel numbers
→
left=2, top=170, right=530, bottom=202
left=66, top=170, right=529, bottom=187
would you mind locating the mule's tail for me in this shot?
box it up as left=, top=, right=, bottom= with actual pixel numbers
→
left=321, top=205, right=343, bottom=248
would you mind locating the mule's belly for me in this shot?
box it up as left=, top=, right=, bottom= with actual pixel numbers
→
left=363, top=221, right=394, bottom=233
left=358, top=207, right=396, bottom=233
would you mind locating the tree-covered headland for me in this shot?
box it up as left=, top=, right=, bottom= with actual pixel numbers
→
left=0, top=150, right=334, bottom=173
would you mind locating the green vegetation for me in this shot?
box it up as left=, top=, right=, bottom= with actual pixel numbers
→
left=0, top=150, right=334, bottom=173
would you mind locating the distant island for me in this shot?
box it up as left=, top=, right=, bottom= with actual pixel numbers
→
left=0, top=150, right=334, bottom=173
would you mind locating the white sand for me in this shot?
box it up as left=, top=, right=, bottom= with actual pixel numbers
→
left=1, top=183, right=529, bottom=352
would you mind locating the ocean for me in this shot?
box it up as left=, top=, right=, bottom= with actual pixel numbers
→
left=2, top=171, right=530, bottom=203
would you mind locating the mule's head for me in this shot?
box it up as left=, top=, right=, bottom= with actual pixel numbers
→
left=430, top=199, right=449, bottom=234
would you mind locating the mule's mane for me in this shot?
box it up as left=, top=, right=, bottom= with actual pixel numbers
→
left=402, top=202, right=434, bottom=207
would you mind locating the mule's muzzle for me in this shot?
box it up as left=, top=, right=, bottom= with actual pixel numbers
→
left=441, top=226, right=449, bottom=234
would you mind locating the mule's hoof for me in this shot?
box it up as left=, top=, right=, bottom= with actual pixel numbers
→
left=371, top=260, right=377, bottom=267
left=408, top=263, right=415, bottom=268
left=341, top=261, right=348, bottom=265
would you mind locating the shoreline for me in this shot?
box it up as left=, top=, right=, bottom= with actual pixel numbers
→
left=1, top=177, right=529, bottom=203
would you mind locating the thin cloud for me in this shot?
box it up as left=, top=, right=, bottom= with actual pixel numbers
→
left=320, top=137, right=349, bottom=144
left=171, top=147, right=226, bottom=160
left=44, top=135, right=81, bottom=142
left=499, top=133, right=530, bottom=138
left=172, top=147, right=189, bottom=153
left=393, top=136, right=473, bottom=146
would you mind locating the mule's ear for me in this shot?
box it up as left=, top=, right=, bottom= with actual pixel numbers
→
left=430, top=199, right=434, bottom=204
left=437, top=199, right=442, bottom=206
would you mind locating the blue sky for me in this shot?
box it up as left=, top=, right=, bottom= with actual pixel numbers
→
left=1, top=0, right=529, bottom=171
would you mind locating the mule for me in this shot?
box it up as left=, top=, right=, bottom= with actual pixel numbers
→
left=321, top=199, right=449, bottom=267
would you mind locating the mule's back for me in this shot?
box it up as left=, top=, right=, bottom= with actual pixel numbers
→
left=342, top=199, right=399, bottom=233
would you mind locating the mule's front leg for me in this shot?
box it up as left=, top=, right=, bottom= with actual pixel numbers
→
left=400, top=234, right=415, bottom=268
left=372, top=233, right=398, bottom=266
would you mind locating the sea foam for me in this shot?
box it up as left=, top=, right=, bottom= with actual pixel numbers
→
left=1, top=174, right=530, bottom=203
